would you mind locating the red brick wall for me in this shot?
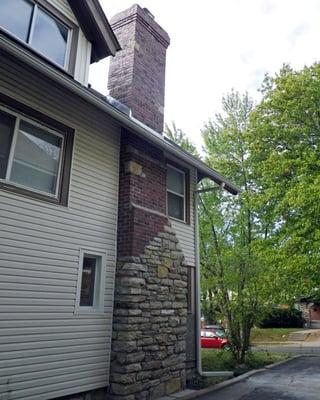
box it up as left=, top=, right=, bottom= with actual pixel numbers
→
left=108, top=5, right=170, bottom=133
left=310, top=305, right=320, bottom=321
left=117, top=129, right=168, bottom=256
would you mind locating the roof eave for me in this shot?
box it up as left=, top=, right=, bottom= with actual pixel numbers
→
left=0, top=36, right=240, bottom=195
left=68, top=0, right=121, bottom=63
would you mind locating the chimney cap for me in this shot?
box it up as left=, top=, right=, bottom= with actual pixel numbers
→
left=143, top=7, right=155, bottom=19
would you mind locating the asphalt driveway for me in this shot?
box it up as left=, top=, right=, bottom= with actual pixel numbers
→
left=197, top=356, right=320, bottom=400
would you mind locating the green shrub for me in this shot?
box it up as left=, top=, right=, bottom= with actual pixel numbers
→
left=257, top=308, right=303, bottom=328
left=202, top=349, right=236, bottom=372
left=200, top=349, right=290, bottom=378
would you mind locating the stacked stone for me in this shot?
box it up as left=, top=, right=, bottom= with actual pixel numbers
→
left=299, top=303, right=310, bottom=325
left=109, top=224, right=188, bottom=400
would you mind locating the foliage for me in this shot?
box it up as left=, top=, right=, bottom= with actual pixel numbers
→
left=167, top=63, right=320, bottom=365
left=201, top=349, right=290, bottom=374
left=257, top=308, right=303, bottom=329
left=187, top=374, right=226, bottom=390
left=199, top=90, right=275, bottom=364
left=201, top=296, right=219, bottom=324
left=244, top=351, right=290, bottom=369
left=189, top=350, right=290, bottom=389
left=200, top=63, right=320, bottom=362
left=202, top=349, right=236, bottom=372
left=249, top=63, right=320, bottom=302
left=164, top=121, right=200, bottom=158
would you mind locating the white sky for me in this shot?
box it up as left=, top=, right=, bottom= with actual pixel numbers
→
left=89, top=0, right=320, bottom=149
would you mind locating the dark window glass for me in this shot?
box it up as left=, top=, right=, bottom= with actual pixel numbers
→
left=167, top=165, right=185, bottom=221
left=31, top=7, right=68, bottom=67
left=0, top=0, right=69, bottom=68
left=0, top=110, right=15, bottom=179
left=168, top=192, right=184, bottom=221
left=80, top=257, right=96, bottom=307
left=167, top=167, right=184, bottom=195
left=0, top=0, right=33, bottom=41
left=10, top=121, right=62, bottom=194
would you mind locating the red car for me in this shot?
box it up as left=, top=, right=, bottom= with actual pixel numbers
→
left=200, top=327, right=231, bottom=350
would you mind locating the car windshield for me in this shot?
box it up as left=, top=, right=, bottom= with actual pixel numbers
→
left=201, top=329, right=227, bottom=338
left=215, top=329, right=226, bottom=338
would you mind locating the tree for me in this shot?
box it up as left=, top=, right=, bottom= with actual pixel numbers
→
left=200, top=90, right=273, bottom=363
left=164, top=121, right=200, bottom=158
left=249, top=63, right=320, bottom=302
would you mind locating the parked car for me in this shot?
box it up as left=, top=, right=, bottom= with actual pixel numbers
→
left=200, top=327, right=231, bottom=350
left=204, top=324, right=226, bottom=332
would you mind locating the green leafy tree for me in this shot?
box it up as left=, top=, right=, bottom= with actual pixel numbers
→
left=249, top=63, right=320, bottom=302
left=165, top=121, right=200, bottom=158
left=200, top=90, right=274, bottom=363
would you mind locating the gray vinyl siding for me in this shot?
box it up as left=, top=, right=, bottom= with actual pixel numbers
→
left=170, top=165, right=197, bottom=267
left=0, top=55, right=120, bottom=399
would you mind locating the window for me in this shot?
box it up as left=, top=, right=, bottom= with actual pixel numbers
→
left=167, top=164, right=186, bottom=222
left=80, top=256, right=97, bottom=307
left=75, top=250, right=106, bottom=314
left=0, top=97, right=74, bottom=205
left=0, top=0, right=71, bottom=69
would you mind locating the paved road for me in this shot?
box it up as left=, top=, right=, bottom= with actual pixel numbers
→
left=196, top=356, right=320, bottom=400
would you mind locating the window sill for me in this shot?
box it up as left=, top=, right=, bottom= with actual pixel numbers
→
left=169, top=215, right=190, bottom=225
left=74, top=306, right=105, bottom=315
left=0, top=180, right=66, bottom=206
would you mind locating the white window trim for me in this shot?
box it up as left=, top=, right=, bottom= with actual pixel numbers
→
left=0, top=104, right=64, bottom=199
left=167, top=163, right=187, bottom=223
left=74, top=248, right=107, bottom=315
left=30, top=3, right=72, bottom=70
left=0, top=0, right=72, bottom=70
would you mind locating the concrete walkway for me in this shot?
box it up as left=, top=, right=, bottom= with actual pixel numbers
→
left=254, top=343, right=320, bottom=354
left=191, top=356, right=320, bottom=400
left=253, top=331, right=320, bottom=354
left=288, top=329, right=320, bottom=341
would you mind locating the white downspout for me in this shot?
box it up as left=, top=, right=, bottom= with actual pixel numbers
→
left=194, top=186, right=233, bottom=378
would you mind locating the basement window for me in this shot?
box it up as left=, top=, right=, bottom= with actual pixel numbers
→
left=0, top=103, right=73, bottom=205
left=0, top=0, right=73, bottom=70
left=167, top=164, right=186, bottom=222
left=75, top=250, right=106, bottom=314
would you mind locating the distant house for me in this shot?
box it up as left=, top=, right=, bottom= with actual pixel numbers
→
left=0, top=1, right=239, bottom=399
left=298, top=297, right=320, bottom=329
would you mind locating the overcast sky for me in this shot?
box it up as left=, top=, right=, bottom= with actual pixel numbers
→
left=89, top=0, right=320, bottom=148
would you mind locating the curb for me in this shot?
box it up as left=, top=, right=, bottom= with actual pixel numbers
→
left=166, top=355, right=308, bottom=400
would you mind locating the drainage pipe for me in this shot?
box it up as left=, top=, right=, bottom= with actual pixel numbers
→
left=194, top=186, right=234, bottom=378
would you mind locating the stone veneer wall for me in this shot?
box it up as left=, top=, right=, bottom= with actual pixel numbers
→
left=109, top=224, right=188, bottom=399
left=109, top=130, right=191, bottom=399
left=299, top=303, right=310, bottom=325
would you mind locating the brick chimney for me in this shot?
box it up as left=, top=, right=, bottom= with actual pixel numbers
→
left=107, top=4, right=170, bottom=134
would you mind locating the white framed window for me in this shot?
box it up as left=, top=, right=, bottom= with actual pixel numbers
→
left=167, top=164, right=186, bottom=222
left=75, top=249, right=107, bottom=314
left=0, top=0, right=72, bottom=69
left=0, top=106, right=64, bottom=198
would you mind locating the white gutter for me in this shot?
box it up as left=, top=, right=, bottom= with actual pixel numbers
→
left=0, top=36, right=241, bottom=195
left=194, top=185, right=234, bottom=378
